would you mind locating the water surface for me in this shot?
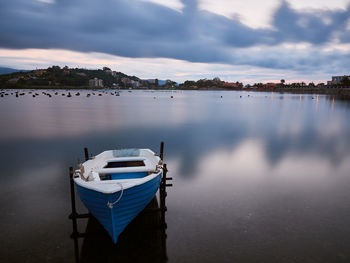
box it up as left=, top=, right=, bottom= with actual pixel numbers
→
left=0, top=90, right=349, bottom=262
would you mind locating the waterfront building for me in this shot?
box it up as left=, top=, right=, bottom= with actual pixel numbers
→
left=89, top=77, right=103, bottom=87
left=331, top=75, right=350, bottom=84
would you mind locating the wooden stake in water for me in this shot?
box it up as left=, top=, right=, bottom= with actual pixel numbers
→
left=84, top=147, right=89, bottom=161
left=69, top=167, right=79, bottom=263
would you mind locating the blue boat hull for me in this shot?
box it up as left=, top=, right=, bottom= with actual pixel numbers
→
left=76, top=173, right=162, bottom=243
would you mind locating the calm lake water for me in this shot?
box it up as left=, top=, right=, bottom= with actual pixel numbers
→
left=0, top=90, right=350, bottom=263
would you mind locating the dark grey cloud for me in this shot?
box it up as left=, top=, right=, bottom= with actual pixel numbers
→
left=273, top=1, right=350, bottom=44
left=0, top=0, right=350, bottom=72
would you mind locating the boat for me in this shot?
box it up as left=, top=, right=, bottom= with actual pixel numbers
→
left=73, top=148, right=163, bottom=243
left=80, top=197, right=168, bottom=262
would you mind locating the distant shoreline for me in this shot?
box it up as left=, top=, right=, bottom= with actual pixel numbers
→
left=246, top=87, right=350, bottom=100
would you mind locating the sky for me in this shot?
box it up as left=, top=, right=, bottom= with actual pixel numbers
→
left=0, top=0, right=350, bottom=84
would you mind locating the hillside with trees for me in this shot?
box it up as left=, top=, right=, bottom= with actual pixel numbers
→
left=0, top=66, right=144, bottom=89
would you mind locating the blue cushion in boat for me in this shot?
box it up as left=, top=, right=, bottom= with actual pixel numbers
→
left=112, top=149, right=140, bottom=157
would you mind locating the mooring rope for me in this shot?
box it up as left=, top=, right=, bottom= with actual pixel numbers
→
left=107, top=183, right=124, bottom=209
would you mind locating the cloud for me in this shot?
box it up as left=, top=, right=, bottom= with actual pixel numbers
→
left=272, top=1, right=350, bottom=44
left=0, top=0, right=349, bottom=73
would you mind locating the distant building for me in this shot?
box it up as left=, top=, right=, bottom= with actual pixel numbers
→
left=34, top=69, right=46, bottom=76
left=130, top=80, right=140, bottom=88
left=76, top=72, right=87, bottom=77
left=89, top=77, right=103, bottom=87
left=331, top=75, right=350, bottom=84
left=121, top=77, right=131, bottom=86
left=263, top=83, right=279, bottom=89
left=146, top=79, right=156, bottom=84
left=222, top=82, right=243, bottom=89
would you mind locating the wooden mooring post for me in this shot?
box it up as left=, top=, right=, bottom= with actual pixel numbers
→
left=69, top=166, right=90, bottom=263
left=69, top=167, right=80, bottom=263
left=159, top=142, right=172, bottom=229
left=84, top=147, right=89, bottom=161
left=69, top=147, right=92, bottom=263
left=69, top=143, right=172, bottom=262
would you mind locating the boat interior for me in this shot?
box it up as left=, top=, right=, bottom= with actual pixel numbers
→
left=104, top=160, right=145, bottom=168
left=99, top=160, right=151, bottom=180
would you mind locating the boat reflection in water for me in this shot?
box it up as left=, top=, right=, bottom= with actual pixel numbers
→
left=78, top=197, right=168, bottom=263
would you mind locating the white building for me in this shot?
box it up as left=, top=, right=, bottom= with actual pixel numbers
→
left=89, top=78, right=103, bottom=87
left=130, top=80, right=140, bottom=88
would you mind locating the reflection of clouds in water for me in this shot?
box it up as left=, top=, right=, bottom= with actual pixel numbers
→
left=3, top=163, right=63, bottom=214
left=13, top=162, right=61, bottom=188
left=195, top=139, right=350, bottom=190
left=197, top=139, right=268, bottom=180
left=165, top=157, right=184, bottom=181
left=316, top=114, right=343, bottom=138
left=0, top=91, right=193, bottom=140
left=1, top=91, right=349, bottom=144
left=168, top=94, right=188, bottom=126
left=0, top=162, right=67, bottom=244
left=273, top=154, right=350, bottom=191
left=275, top=105, right=304, bottom=138
left=0, top=162, right=73, bottom=260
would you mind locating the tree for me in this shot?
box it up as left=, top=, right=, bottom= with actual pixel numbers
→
left=280, top=79, right=285, bottom=85
left=341, top=77, right=350, bottom=86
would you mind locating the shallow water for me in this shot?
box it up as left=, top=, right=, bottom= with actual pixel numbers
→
left=0, top=90, right=350, bottom=262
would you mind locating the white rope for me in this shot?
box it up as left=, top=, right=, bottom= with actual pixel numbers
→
left=107, top=183, right=124, bottom=209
